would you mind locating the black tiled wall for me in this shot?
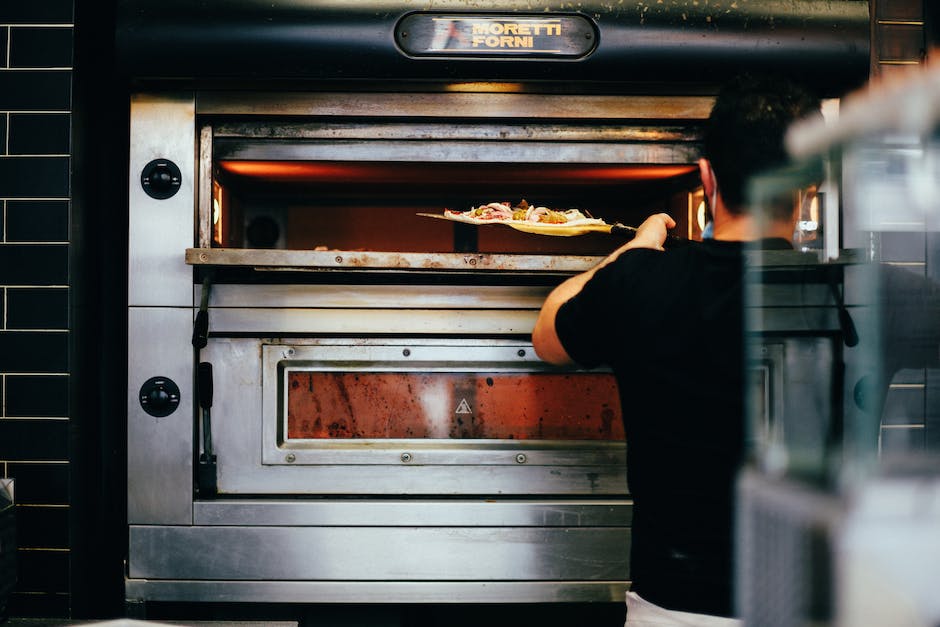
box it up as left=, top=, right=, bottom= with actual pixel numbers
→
left=869, top=0, right=940, bottom=458
left=0, top=0, right=74, bottom=619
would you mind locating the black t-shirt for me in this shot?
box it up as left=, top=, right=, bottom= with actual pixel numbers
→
left=555, top=238, right=790, bottom=617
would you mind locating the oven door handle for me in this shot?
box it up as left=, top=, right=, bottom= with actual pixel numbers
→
left=192, top=275, right=212, bottom=349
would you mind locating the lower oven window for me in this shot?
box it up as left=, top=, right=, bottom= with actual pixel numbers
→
left=261, top=341, right=625, bottom=466
left=285, top=370, right=622, bottom=441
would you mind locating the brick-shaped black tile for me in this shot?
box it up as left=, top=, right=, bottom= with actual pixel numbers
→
left=0, top=419, right=68, bottom=460
left=876, top=23, right=926, bottom=62
left=0, top=114, right=6, bottom=156
left=7, top=288, right=69, bottom=329
left=10, top=28, right=73, bottom=69
left=890, top=368, right=926, bottom=386
left=6, top=375, right=69, bottom=417
left=0, top=245, right=68, bottom=285
left=0, top=71, right=71, bottom=110
left=926, top=369, right=940, bottom=453
left=880, top=231, right=925, bottom=263
left=880, top=425, right=926, bottom=454
left=0, top=157, right=69, bottom=198
left=6, top=463, right=69, bottom=505
left=6, top=592, right=70, bottom=619
left=927, top=232, right=940, bottom=283
left=881, top=385, right=925, bottom=425
left=6, top=201, right=69, bottom=242
left=15, top=549, right=69, bottom=592
left=877, top=0, right=923, bottom=21
left=9, top=114, right=71, bottom=155
left=0, top=2, right=73, bottom=23
left=0, top=27, right=7, bottom=68
left=15, top=506, right=69, bottom=549
left=0, top=332, right=68, bottom=373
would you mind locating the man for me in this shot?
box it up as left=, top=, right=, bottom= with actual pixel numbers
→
left=532, top=74, right=822, bottom=624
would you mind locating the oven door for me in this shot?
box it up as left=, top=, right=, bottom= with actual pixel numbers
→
left=206, top=336, right=625, bottom=496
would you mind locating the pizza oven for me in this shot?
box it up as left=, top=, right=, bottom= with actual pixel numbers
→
left=118, top=0, right=870, bottom=612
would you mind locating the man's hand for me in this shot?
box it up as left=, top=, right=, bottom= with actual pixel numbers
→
left=630, top=213, right=677, bottom=251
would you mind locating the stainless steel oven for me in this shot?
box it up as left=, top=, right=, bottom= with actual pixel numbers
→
left=118, top=0, right=870, bottom=611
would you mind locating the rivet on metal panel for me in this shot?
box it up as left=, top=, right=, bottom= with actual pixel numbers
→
left=515, top=453, right=527, bottom=464
left=334, top=256, right=343, bottom=263
left=517, top=349, right=526, bottom=357
left=402, top=349, right=411, bottom=357
left=285, top=453, right=296, bottom=463
left=400, top=452, right=413, bottom=463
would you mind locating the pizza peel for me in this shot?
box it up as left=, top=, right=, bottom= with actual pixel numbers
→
left=417, top=212, right=688, bottom=245
left=416, top=212, right=639, bottom=237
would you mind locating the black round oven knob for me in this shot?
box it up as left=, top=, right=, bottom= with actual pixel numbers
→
left=141, top=159, right=182, bottom=199
left=148, top=387, right=170, bottom=406
left=139, top=376, right=181, bottom=417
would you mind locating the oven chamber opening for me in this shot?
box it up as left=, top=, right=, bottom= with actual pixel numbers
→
left=210, top=160, right=701, bottom=256
left=194, top=92, right=710, bottom=266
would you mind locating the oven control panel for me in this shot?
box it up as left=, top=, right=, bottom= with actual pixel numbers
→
left=138, top=376, right=181, bottom=417
left=140, top=158, right=182, bottom=200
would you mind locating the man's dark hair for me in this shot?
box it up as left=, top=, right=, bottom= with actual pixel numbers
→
left=703, top=74, right=822, bottom=216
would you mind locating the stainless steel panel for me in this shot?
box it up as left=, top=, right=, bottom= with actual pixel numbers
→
left=202, top=284, right=551, bottom=310
left=216, top=138, right=698, bottom=165
left=214, top=121, right=700, bottom=142
left=129, top=93, right=196, bottom=307
left=208, top=308, right=539, bottom=336
left=193, top=499, right=632, bottom=527
left=128, top=525, right=630, bottom=581
left=197, top=92, right=713, bottom=120
left=197, top=124, right=213, bottom=249
left=186, top=248, right=599, bottom=273
left=750, top=308, right=841, bottom=334
left=218, top=464, right=627, bottom=496
left=127, top=307, right=195, bottom=524
left=124, top=579, right=630, bottom=604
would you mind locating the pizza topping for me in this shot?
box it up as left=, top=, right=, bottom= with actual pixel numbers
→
left=445, top=200, right=596, bottom=225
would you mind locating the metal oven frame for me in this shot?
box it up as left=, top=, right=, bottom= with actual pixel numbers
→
left=125, top=90, right=714, bottom=606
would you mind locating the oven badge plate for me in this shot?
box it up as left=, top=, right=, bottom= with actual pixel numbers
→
left=395, top=13, right=597, bottom=59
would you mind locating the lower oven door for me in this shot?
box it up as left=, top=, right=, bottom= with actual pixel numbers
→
left=210, top=337, right=626, bottom=496
left=127, top=336, right=632, bottom=602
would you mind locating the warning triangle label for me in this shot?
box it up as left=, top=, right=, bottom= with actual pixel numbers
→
left=455, top=398, right=473, bottom=414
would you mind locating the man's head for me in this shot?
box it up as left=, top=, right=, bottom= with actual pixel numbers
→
left=702, top=74, right=822, bottom=218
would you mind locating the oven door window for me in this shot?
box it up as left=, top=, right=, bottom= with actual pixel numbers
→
left=260, top=342, right=625, bottom=467
left=284, top=370, right=622, bottom=441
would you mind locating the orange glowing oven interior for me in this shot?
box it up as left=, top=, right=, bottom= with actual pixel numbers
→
left=212, top=161, right=700, bottom=255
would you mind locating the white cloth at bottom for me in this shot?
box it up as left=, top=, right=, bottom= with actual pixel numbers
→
left=624, top=591, right=742, bottom=627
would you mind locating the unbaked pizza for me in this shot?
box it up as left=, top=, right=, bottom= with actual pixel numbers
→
left=443, top=199, right=606, bottom=227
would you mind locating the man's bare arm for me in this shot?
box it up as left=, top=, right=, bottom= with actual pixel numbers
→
left=531, top=213, right=676, bottom=365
